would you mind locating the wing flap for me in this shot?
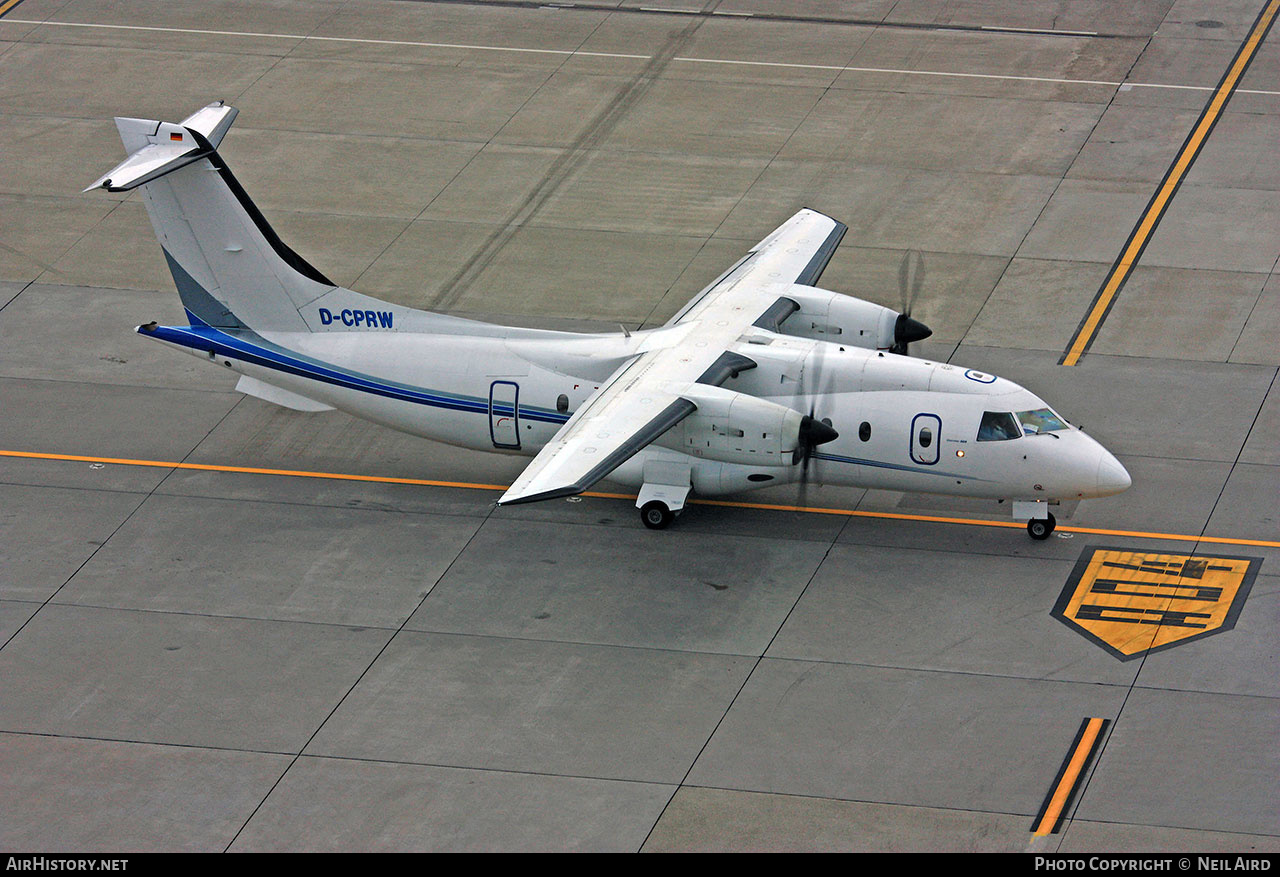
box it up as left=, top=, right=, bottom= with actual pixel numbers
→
left=497, top=348, right=760, bottom=505
left=498, top=394, right=694, bottom=504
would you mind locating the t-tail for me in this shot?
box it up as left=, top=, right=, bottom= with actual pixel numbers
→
left=86, top=101, right=415, bottom=336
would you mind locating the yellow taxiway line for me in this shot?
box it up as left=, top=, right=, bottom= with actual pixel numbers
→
left=4, top=449, right=1277, bottom=548
left=1033, top=717, right=1108, bottom=836
left=1060, top=0, right=1280, bottom=366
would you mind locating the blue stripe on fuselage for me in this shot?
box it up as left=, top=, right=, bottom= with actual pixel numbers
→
left=147, top=324, right=986, bottom=479
left=812, top=451, right=991, bottom=483
left=146, top=323, right=570, bottom=424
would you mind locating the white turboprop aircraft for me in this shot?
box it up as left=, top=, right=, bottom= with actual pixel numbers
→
left=87, top=103, right=1130, bottom=537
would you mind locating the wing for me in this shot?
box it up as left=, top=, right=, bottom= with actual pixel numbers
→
left=498, top=208, right=844, bottom=505
left=665, top=208, right=846, bottom=326
left=497, top=357, right=695, bottom=505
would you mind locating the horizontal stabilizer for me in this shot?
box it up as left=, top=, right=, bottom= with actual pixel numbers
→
left=84, top=102, right=238, bottom=192
left=179, top=102, right=239, bottom=148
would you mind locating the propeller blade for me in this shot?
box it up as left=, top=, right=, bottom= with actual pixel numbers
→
left=791, top=340, right=838, bottom=510
left=898, top=249, right=924, bottom=315
left=892, top=250, right=930, bottom=355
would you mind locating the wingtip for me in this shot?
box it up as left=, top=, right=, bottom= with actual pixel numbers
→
left=497, top=484, right=586, bottom=506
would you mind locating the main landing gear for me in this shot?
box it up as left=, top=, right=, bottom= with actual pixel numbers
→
left=635, top=459, right=691, bottom=531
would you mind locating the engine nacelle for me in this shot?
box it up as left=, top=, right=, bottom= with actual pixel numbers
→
left=655, top=384, right=805, bottom=467
left=773, top=285, right=929, bottom=351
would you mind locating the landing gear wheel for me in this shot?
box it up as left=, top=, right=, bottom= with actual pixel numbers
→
left=1027, top=512, right=1056, bottom=540
left=640, top=501, right=675, bottom=530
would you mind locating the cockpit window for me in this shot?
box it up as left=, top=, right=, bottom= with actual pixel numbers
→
left=977, top=411, right=1021, bottom=441
left=1017, top=408, right=1069, bottom=434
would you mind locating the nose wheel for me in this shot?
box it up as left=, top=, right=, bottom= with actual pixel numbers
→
left=1027, top=512, right=1056, bottom=540
left=640, top=500, right=675, bottom=530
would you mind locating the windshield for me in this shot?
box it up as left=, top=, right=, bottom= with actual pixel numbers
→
left=977, top=411, right=1021, bottom=441
left=1017, top=408, right=1069, bottom=434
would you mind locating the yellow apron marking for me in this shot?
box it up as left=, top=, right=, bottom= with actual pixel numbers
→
left=1053, top=547, right=1261, bottom=659
left=1061, top=0, right=1280, bottom=366
left=4, top=449, right=1279, bottom=548
left=1033, top=717, right=1109, bottom=836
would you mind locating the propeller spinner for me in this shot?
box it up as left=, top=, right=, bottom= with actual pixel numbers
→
left=793, top=415, right=839, bottom=465
left=892, top=312, right=932, bottom=354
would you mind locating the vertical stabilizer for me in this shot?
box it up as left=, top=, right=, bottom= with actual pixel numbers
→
left=87, top=102, right=334, bottom=332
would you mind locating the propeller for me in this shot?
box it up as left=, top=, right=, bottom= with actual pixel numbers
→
left=791, top=339, right=839, bottom=508
left=891, top=250, right=932, bottom=355
left=792, top=413, right=839, bottom=467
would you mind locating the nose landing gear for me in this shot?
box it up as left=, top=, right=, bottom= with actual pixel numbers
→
left=1013, top=500, right=1057, bottom=540
left=1027, top=512, right=1056, bottom=540
left=640, top=500, right=675, bottom=530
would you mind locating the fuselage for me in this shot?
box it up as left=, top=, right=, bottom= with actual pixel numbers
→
left=146, top=319, right=1130, bottom=504
left=90, top=103, right=1129, bottom=533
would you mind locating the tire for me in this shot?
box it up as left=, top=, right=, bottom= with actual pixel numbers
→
left=1027, top=512, right=1056, bottom=540
left=640, top=501, right=674, bottom=530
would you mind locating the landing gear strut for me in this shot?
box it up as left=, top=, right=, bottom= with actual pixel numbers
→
left=1027, top=512, right=1056, bottom=540
left=640, top=501, right=675, bottom=530
left=636, top=459, right=691, bottom=531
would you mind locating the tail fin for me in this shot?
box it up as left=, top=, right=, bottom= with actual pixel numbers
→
left=87, top=102, right=334, bottom=332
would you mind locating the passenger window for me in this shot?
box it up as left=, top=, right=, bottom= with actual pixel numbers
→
left=918, top=427, right=932, bottom=448
left=556, top=394, right=569, bottom=413
left=859, top=422, right=871, bottom=442
left=977, top=411, right=1021, bottom=441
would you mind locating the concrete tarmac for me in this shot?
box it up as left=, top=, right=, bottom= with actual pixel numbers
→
left=0, top=0, right=1276, bottom=853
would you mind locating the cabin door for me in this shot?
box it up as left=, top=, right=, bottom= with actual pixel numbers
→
left=489, top=381, right=521, bottom=449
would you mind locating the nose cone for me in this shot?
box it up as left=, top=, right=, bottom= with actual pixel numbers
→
left=1096, top=451, right=1131, bottom=496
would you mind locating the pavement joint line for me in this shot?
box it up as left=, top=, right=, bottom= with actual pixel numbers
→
left=5, top=18, right=1280, bottom=96
left=222, top=481, right=501, bottom=851
left=641, top=485, right=850, bottom=851
left=4, top=449, right=1277, bottom=548
left=1059, top=0, right=1280, bottom=367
